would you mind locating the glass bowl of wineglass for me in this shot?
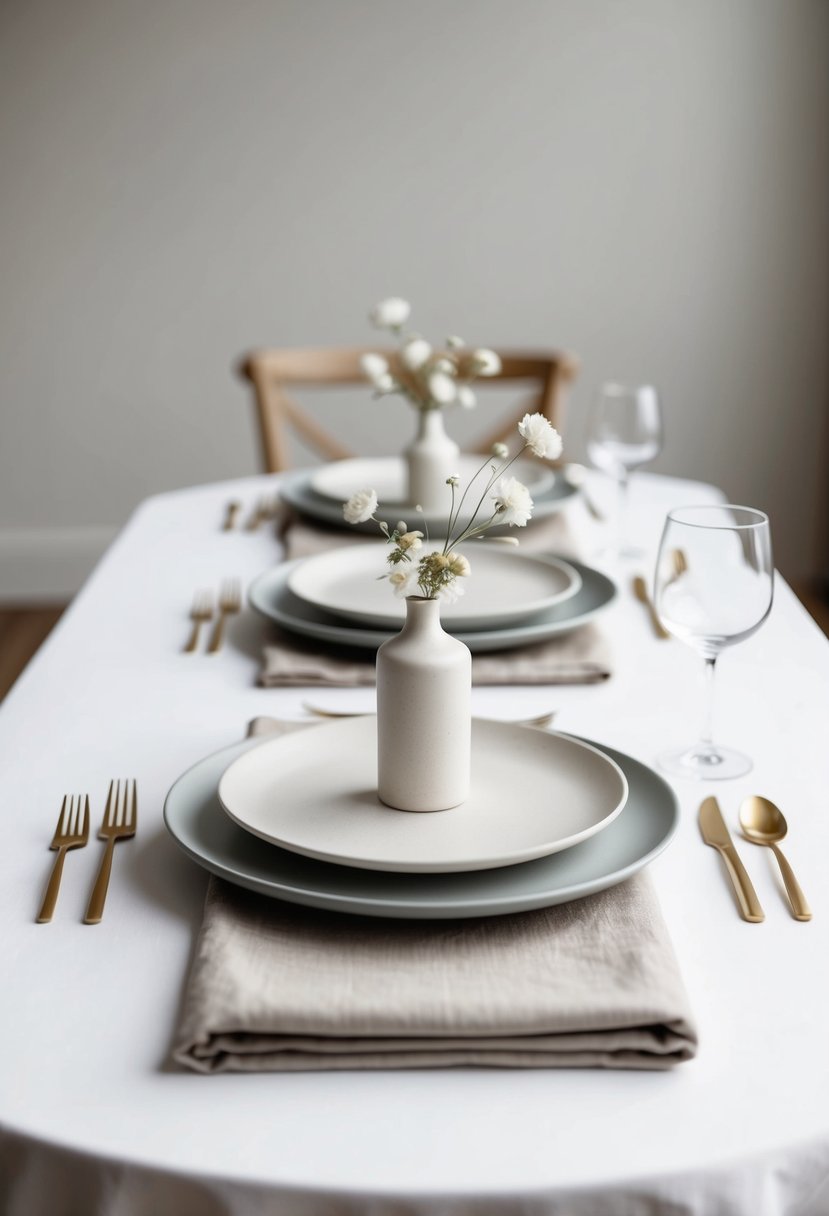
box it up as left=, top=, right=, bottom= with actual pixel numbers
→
left=653, top=504, right=773, bottom=780
left=587, top=383, right=662, bottom=557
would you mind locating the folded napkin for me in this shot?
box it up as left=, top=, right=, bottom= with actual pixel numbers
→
left=259, top=509, right=613, bottom=687
left=173, top=873, right=697, bottom=1072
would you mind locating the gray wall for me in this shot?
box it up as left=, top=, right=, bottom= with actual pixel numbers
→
left=1, top=0, right=827, bottom=592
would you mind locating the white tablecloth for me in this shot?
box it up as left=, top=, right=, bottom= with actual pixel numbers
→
left=2, top=471, right=829, bottom=1215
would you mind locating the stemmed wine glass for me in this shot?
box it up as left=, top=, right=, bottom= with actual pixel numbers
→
left=586, top=383, right=662, bottom=557
left=653, top=505, right=773, bottom=780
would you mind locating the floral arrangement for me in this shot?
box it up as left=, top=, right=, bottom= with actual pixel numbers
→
left=342, top=412, right=562, bottom=601
left=360, top=297, right=502, bottom=413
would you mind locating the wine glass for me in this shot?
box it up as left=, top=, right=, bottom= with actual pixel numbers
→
left=586, top=383, right=662, bottom=556
left=653, top=505, right=773, bottom=780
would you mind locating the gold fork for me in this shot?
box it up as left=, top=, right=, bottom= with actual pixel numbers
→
left=207, top=579, right=242, bottom=653
left=84, top=780, right=137, bottom=925
left=184, top=590, right=214, bottom=653
left=37, top=795, right=90, bottom=923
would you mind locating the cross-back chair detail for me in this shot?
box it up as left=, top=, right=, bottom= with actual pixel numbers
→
left=237, top=347, right=578, bottom=473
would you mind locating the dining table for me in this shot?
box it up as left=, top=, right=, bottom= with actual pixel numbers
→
left=2, top=467, right=829, bottom=1216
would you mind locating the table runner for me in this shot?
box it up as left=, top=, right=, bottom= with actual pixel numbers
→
left=260, top=508, right=613, bottom=686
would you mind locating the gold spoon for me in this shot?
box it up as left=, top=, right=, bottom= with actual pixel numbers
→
left=739, top=796, right=812, bottom=921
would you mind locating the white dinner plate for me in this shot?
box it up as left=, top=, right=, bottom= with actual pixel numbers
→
left=279, top=468, right=580, bottom=536
left=310, top=454, right=555, bottom=505
left=286, top=545, right=581, bottom=631
left=217, top=717, right=628, bottom=874
left=249, top=556, right=617, bottom=653
left=164, top=731, right=678, bottom=919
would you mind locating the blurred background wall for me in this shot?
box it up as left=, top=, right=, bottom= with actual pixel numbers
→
left=0, top=0, right=826, bottom=597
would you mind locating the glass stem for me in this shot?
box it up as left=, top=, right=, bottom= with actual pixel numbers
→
left=616, top=469, right=630, bottom=555
left=700, top=656, right=717, bottom=752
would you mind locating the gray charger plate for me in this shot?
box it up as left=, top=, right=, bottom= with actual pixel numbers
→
left=249, top=556, right=617, bottom=653
left=279, top=467, right=580, bottom=536
left=163, top=733, right=678, bottom=919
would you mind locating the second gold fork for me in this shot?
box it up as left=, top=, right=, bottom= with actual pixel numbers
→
left=207, top=579, right=242, bottom=653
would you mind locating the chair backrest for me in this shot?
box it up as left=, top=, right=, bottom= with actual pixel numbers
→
left=237, top=346, right=577, bottom=473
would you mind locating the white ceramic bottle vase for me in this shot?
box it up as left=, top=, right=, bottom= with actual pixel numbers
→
left=376, top=596, right=472, bottom=812
left=404, top=409, right=460, bottom=513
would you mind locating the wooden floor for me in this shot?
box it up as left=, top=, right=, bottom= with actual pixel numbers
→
left=1, top=586, right=828, bottom=702
left=0, top=606, right=66, bottom=701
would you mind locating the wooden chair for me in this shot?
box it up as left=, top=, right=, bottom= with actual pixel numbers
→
left=237, top=346, right=578, bottom=473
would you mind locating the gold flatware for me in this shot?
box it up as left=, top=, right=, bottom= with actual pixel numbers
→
left=207, top=579, right=242, bottom=653
left=301, top=702, right=558, bottom=729
left=222, top=500, right=242, bottom=531
left=84, top=780, right=137, bottom=924
left=632, top=576, right=670, bottom=639
left=184, top=590, right=214, bottom=653
left=739, top=796, right=812, bottom=921
left=671, top=548, right=688, bottom=577
left=699, top=796, right=764, bottom=923
left=245, top=495, right=279, bottom=531
left=37, top=795, right=90, bottom=923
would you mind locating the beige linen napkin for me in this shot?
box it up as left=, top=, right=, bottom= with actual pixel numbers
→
left=173, top=873, right=696, bottom=1072
left=259, top=510, right=613, bottom=687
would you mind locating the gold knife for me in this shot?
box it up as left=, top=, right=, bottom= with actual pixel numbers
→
left=699, top=796, right=764, bottom=922
left=632, top=576, right=670, bottom=639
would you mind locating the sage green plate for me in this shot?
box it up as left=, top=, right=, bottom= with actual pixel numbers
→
left=163, top=733, right=678, bottom=919
left=279, top=466, right=579, bottom=536
left=248, top=557, right=617, bottom=653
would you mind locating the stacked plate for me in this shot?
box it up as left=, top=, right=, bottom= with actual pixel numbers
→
left=249, top=454, right=618, bottom=652
left=279, top=454, right=578, bottom=536
left=163, top=717, right=679, bottom=920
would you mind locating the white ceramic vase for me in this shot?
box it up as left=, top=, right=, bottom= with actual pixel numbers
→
left=404, top=409, right=460, bottom=512
left=376, top=596, right=472, bottom=812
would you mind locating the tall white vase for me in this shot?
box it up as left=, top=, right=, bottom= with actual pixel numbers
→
left=404, top=409, right=460, bottom=513
left=376, top=596, right=471, bottom=812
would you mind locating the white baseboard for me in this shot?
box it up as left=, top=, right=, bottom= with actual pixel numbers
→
left=0, top=527, right=117, bottom=602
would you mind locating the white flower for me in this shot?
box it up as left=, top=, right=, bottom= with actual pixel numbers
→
left=447, top=553, right=471, bottom=577
left=431, top=357, right=455, bottom=375
left=369, top=297, right=411, bottom=330
left=437, top=577, right=466, bottom=604
left=395, top=520, right=408, bottom=535
left=446, top=474, right=460, bottom=486
left=428, top=371, right=457, bottom=405
left=446, top=335, right=465, bottom=349
left=398, top=530, right=423, bottom=552
left=518, top=412, right=563, bottom=460
left=470, top=348, right=502, bottom=377
left=401, top=338, right=432, bottom=371
left=457, top=385, right=476, bottom=410
left=491, top=476, right=534, bottom=527
left=360, top=353, right=388, bottom=382
left=360, top=353, right=396, bottom=394
left=491, top=441, right=509, bottom=459
left=389, top=570, right=414, bottom=597
left=343, top=488, right=378, bottom=524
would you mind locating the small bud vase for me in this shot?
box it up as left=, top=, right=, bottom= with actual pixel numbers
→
left=404, top=409, right=460, bottom=513
left=376, top=596, right=472, bottom=812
